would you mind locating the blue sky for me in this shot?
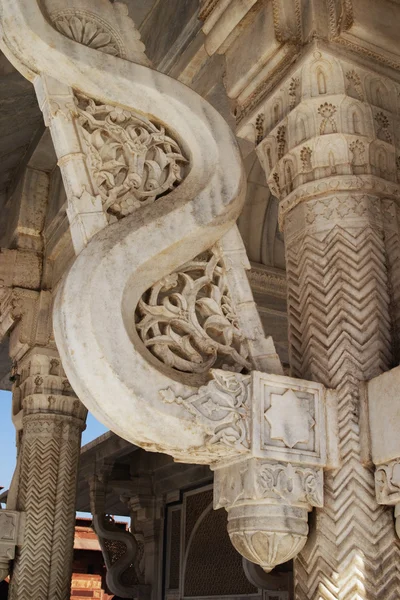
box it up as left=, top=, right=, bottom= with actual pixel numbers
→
left=0, top=389, right=109, bottom=493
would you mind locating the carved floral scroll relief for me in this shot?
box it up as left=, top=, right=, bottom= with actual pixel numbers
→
left=76, top=95, right=188, bottom=219
left=160, top=371, right=251, bottom=454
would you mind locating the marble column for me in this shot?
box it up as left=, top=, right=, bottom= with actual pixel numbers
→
left=7, top=346, right=86, bottom=600
left=252, top=50, right=400, bottom=599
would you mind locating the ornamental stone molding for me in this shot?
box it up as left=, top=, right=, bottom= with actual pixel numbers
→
left=0, top=0, right=344, bottom=581
left=199, top=0, right=400, bottom=125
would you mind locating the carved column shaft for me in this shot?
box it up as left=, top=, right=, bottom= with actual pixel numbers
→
left=284, top=193, right=399, bottom=599
left=247, top=49, right=400, bottom=598
left=8, top=347, right=87, bottom=600
left=284, top=194, right=392, bottom=384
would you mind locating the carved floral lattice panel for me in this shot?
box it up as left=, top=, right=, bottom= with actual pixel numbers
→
left=135, top=249, right=251, bottom=375
left=76, top=95, right=188, bottom=219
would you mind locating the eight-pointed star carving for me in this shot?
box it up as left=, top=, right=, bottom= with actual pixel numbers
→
left=264, top=389, right=314, bottom=449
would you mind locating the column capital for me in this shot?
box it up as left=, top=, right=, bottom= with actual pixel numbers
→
left=199, top=1, right=400, bottom=130
left=234, top=49, right=400, bottom=233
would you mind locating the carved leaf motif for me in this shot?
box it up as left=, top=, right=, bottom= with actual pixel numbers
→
left=302, top=468, right=323, bottom=506
left=257, top=464, right=323, bottom=507
left=75, top=95, right=188, bottom=219
left=136, top=249, right=251, bottom=375
left=160, top=370, right=251, bottom=450
left=375, top=459, right=400, bottom=504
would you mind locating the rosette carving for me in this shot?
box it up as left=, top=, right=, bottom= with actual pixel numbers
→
left=52, top=13, right=121, bottom=56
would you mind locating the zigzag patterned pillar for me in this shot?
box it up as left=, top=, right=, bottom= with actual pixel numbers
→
left=8, top=348, right=87, bottom=600
left=251, top=51, right=400, bottom=599
left=284, top=195, right=400, bottom=600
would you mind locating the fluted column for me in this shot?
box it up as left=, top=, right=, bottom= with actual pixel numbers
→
left=8, top=346, right=87, bottom=600
left=250, top=49, right=400, bottom=599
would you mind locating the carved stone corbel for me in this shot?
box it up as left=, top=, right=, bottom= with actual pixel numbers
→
left=212, top=370, right=332, bottom=571
left=89, top=473, right=151, bottom=600
left=0, top=248, right=42, bottom=345
left=0, top=510, right=24, bottom=583
left=92, top=513, right=151, bottom=600
left=367, top=366, right=400, bottom=538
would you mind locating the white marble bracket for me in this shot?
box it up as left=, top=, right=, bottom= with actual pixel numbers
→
left=212, top=370, right=332, bottom=572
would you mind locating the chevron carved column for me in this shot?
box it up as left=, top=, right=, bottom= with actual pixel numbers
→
left=248, top=50, right=400, bottom=599
left=283, top=193, right=400, bottom=600
left=7, top=346, right=87, bottom=600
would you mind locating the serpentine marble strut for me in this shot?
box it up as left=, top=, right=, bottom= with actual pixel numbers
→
left=0, top=0, right=338, bottom=593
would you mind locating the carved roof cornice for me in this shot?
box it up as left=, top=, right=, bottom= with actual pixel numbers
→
left=199, top=0, right=400, bottom=128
